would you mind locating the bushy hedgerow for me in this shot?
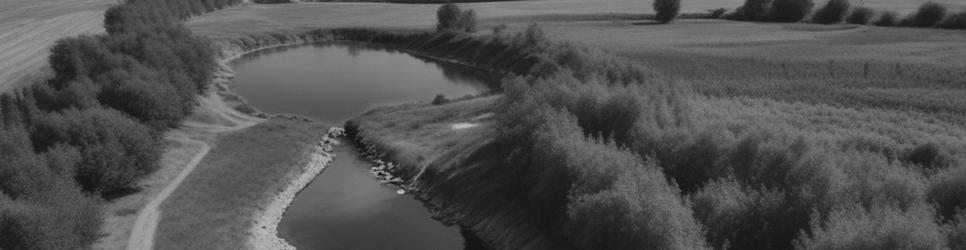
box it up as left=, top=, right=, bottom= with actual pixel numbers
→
left=31, top=108, right=161, bottom=194
left=499, top=77, right=708, bottom=250
left=653, top=0, right=682, bottom=23
left=0, top=128, right=102, bottom=249
left=765, top=0, right=814, bottom=22
left=874, top=11, right=899, bottom=26
left=908, top=2, right=947, bottom=27
left=846, top=7, right=875, bottom=24
left=1, top=0, right=242, bottom=247
left=812, top=0, right=850, bottom=24
left=795, top=204, right=948, bottom=250
left=938, top=11, right=966, bottom=29
left=436, top=3, right=477, bottom=33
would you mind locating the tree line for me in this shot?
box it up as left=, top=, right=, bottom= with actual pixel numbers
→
left=0, top=0, right=244, bottom=248
left=722, top=0, right=966, bottom=28
left=401, top=7, right=966, bottom=248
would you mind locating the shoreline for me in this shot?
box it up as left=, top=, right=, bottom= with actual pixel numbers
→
left=247, top=127, right=344, bottom=250
left=214, top=40, right=345, bottom=249
left=212, top=30, right=500, bottom=249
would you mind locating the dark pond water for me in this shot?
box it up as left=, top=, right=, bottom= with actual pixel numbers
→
left=230, top=43, right=494, bottom=125
left=229, top=43, right=494, bottom=249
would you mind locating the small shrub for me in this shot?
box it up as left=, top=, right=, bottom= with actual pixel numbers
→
left=766, top=0, right=814, bottom=23
left=492, top=24, right=508, bottom=36
left=938, top=11, right=966, bottom=29
left=910, top=2, right=947, bottom=27
left=812, top=0, right=850, bottom=24
left=653, top=0, right=681, bottom=23
left=460, top=9, right=477, bottom=33
left=846, top=7, right=875, bottom=24
left=874, top=11, right=899, bottom=26
left=431, top=94, right=449, bottom=105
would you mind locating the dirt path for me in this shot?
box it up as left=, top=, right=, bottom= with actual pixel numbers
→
left=112, top=88, right=263, bottom=249
left=125, top=136, right=210, bottom=250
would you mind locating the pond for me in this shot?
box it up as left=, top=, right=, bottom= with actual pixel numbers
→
left=229, top=43, right=494, bottom=249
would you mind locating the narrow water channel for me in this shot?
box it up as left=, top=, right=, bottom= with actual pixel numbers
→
left=229, top=43, right=494, bottom=249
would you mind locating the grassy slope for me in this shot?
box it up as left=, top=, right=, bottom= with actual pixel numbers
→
left=0, top=0, right=115, bottom=92
left=155, top=118, right=327, bottom=249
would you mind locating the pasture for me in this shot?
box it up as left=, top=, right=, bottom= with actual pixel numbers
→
left=0, top=0, right=114, bottom=92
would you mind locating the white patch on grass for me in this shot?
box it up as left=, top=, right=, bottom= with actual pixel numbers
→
left=451, top=123, right=480, bottom=130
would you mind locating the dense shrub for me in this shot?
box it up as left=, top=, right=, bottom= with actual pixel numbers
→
left=950, top=213, right=966, bottom=249
left=795, top=204, right=948, bottom=250
left=927, top=166, right=966, bottom=219
left=436, top=3, right=477, bottom=33
left=766, top=0, right=814, bottom=22
left=32, top=108, right=161, bottom=194
left=909, top=2, right=947, bottom=27
left=904, top=142, right=956, bottom=170
left=733, top=0, right=774, bottom=21
left=938, top=11, right=966, bottom=29
left=846, top=7, right=875, bottom=24
left=812, top=0, right=850, bottom=24
left=653, top=0, right=681, bottom=23
left=0, top=129, right=102, bottom=249
left=874, top=11, right=899, bottom=26
left=431, top=94, right=449, bottom=105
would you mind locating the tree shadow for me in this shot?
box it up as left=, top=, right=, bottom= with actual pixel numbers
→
left=102, top=187, right=143, bottom=201
left=632, top=20, right=664, bottom=26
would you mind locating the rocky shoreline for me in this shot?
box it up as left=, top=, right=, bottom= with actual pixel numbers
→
left=247, top=127, right=344, bottom=250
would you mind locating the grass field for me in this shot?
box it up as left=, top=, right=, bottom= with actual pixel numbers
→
left=0, top=0, right=114, bottom=92
left=155, top=118, right=327, bottom=249
left=188, top=0, right=966, bottom=39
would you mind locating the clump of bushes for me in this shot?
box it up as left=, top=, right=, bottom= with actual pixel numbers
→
left=938, top=11, right=966, bottom=29
left=431, top=94, right=449, bottom=105
left=436, top=3, right=477, bottom=33
left=874, top=11, right=899, bottom=26
left=653, top=0, right=681, bottom=23
left=765, top=0, right=814, bottom=22
left=812, top=0, right=850, bottom=24
left=907, top=2, right=947, bottom=27
left=795, top=204, right=948, bottom=250
left=730, top=0, right=774, bottom=21
left=846, top=7, right=875, bottom=24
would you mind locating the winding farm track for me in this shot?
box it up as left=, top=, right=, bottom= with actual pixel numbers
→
left=124, top=92, right=264, bottom=250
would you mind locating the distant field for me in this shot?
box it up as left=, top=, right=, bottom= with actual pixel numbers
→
left=188, top=0, right=966, bottom=38
left=0, top=0, right=114, bottom=92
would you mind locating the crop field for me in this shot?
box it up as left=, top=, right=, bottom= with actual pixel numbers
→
left=0, top=0, right=114, bottom=92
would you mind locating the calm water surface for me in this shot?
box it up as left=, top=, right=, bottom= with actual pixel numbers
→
left=230, top=43, right=494, bottom=249
left=231, top=43, right=492, bottom=125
